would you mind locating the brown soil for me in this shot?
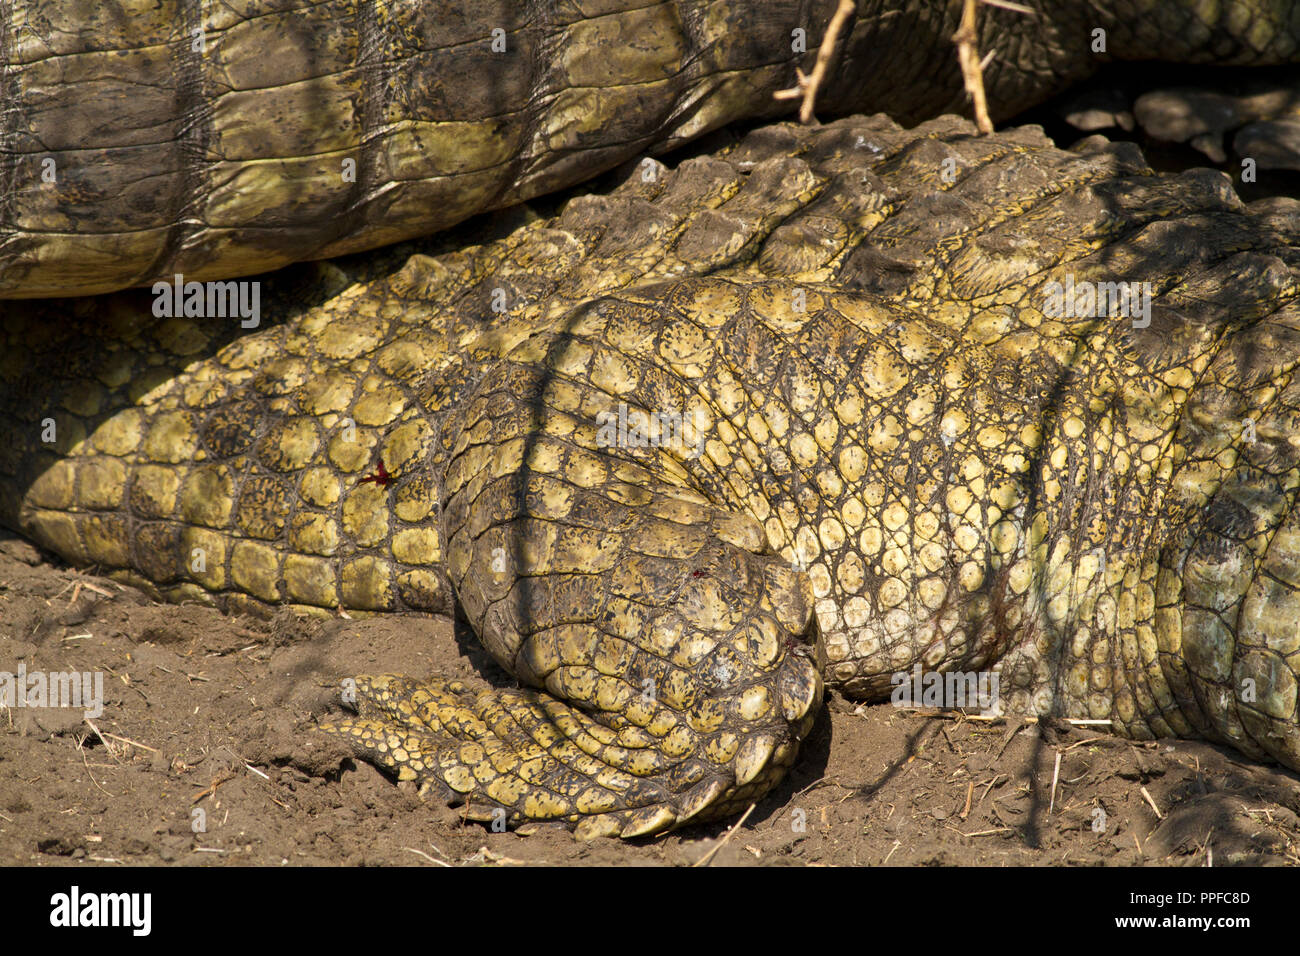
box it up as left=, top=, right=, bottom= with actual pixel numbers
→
left=2, top=532, right=1298, bottom=868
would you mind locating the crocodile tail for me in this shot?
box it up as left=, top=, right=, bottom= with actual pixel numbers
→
left=0, top=284, right=455, bottom=616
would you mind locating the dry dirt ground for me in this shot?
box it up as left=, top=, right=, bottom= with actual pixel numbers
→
left=3, top=534, right=1299, bottom=868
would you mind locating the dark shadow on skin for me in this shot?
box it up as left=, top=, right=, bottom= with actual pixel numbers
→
left=450, top=611, right=513, bottom=687
left=749, top=698, right=835, bottom=829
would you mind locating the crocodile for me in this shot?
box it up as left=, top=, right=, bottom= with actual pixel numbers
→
left=5, top=0, right=1300, bottom=298
left=3, top=114, right=1299, bottom=837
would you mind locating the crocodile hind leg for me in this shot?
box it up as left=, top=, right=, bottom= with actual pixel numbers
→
left=321, top=356, right=823, bottom=838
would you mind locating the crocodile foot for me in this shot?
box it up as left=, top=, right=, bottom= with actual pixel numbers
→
left=322, top=665, right=819, bottom=839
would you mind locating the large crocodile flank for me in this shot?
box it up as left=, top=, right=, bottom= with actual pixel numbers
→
left=4, top=0, right=1300, bottom=297
left=2, top=115, right=1299, bottom=836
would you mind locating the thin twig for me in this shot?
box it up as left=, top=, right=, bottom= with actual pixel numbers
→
left=693, top=803, right=756, bottom=867
left=75, top=736, right=115, bottom=797
left=953, top=0, right=994, bottom=134
left=1048, top=750, right=1062, bottom=816
left=773, top=0, right=856, bottom=123
left=899, top=710, right=1106, bottom=726
left=403, top=847, right=452, bottom=867
left=979, top=773, right=1005, bottom=804
left=951, top=826, right=1014, bottom=837
left=83, top=718, right=122, bottom=761
left=952, top=0, right=1036, bottom=135
left=192, top=770, right=237, bottom=805
left=101, top=731, right=158, bottom=754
